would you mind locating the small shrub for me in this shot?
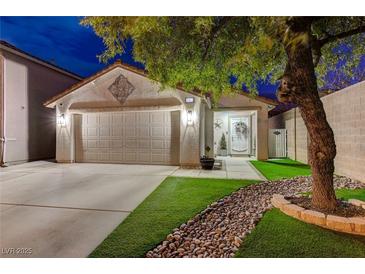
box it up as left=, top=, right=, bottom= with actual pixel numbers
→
left=220, top=133, right=227, bottom=150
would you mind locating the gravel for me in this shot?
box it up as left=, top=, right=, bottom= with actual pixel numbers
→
left=146, top=175, right=364, bottom=258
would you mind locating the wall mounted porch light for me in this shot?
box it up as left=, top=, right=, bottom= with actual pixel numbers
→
left=187, top=110, right=194, bottom=126
left=57, top=113, right=66, bottom=127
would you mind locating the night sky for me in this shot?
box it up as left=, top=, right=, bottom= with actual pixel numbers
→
left=0, top=17, right=144, bottom=76
left=1, top=16, right=362, bottom=101
left=0, top=16, right=279, bottom=100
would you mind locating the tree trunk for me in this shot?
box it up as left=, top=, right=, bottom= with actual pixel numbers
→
left=280, top=19, right=337, bottom=210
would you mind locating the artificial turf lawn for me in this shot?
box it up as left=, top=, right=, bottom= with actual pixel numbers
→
left=335, top=188, right=365, bottom=201
left=250, top=158, right=311, bottom=180
left=302, top=187, right=365, bottom=201
left=235, top=208, right=365, bottom=258
left=89, top=176, right=260, bottom=258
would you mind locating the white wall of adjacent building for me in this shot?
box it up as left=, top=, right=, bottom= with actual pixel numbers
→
left=0, top=48, right=80, bottom=164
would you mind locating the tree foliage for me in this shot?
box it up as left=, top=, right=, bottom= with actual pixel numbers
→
left=81, top=16, right=365, bottom=99
left=82, top=16, right=365, bottom=210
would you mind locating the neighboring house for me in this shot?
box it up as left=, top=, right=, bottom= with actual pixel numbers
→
left=44, top=61, right=277, bottom=166
left=0, top=41, right=82, bottom=165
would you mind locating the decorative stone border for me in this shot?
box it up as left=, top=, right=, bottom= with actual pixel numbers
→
left=271, top=194, right=365, bottom=236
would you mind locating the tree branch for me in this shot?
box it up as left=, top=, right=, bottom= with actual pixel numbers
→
left=318, top=24, right=365, bottom=47
left=311, top=24, right=365, bottom=67
left=311, top=37, right=322, bottom=67
left=202, top=17, right=233, bottom=60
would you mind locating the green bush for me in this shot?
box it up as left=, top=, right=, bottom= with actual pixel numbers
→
left=219, top=133, right=227, bottom=150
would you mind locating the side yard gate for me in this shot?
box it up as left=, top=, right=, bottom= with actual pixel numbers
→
left=268, top=129, right=287, bottom=158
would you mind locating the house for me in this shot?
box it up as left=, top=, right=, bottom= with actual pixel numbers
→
left=0, top=41, right=82, bottom=165
left=44, top=61, right=277, bottom=167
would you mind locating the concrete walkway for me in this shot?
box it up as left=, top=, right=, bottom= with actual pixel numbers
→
left=0, top=161, right=177, bottom=258
left=171, top=157, right=265, bottom=180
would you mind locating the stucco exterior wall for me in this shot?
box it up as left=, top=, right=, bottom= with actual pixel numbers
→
left=0, top=50, right=80, bottom=164
left=0, top=55, right=4, bottom=164
left=54, top=67, right=202, bottom=166
left=269, top=81, right=365, bottom=183
left=268, top=113, right=285, bottom=129
left=256, top=108, right=269, bottom=161
left=204, top=106, right=214, bottom=157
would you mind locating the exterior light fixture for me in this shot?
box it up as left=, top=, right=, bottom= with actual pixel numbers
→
left=187, top=110, right=193, bottom=126
left=57, top=114, right=66, bottom=127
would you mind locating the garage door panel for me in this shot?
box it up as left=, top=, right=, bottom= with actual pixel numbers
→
left=151, top=153, right=165, bottom=163
left=86, top=127, right=98, bottom=137
left=98, top=140, right=110, bottom=148
left=111, top=113, right=124, bottom=124
left=84, top=152, right=98, bottom=161
left=151, top=140, right=164, bottom=149
left=138, top=112, right=150, bottom=124
left=151, top=127, right=164, bottom=137
left=137, top=127, right=150, bottom=137
left=138, top=139, right=151, bottom=149
left=124, top=152, right=137, bottom=162
left=111, top=153, right=124, bottom=161
left=85, top=114, right=98, bottom=125
left=99, top=127, right=111, bottom=137
left=111, top=127, right=123, bottom=137
left=99, top=114, right=110, bottom=125
left=137, top=150, right=151, bottom=162
left=111, top=140, right=123, bottom=148
left=99, top=153, right=110, bottom=161
left=151, top=112, right=165, bottom=123
left=75, top=111, right=180, bottom=165
left=124, top=113, right=136, bottom=125
left=125, top=139, right=137, bottom=148
left=125, top=127, right=136, bottom=137
left=165, top=127, right=172, bottom=137
left=87, top=140, right=98, bottom=148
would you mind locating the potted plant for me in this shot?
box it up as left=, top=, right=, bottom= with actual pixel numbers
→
left=219, top=133, right=227, bottom=156
left=200, top=146, right=215, bottom=170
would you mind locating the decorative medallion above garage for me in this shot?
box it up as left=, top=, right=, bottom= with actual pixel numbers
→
left=108, top=74, right=135, bottom=104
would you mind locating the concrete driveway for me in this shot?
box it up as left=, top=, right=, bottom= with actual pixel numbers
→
left=0, top=161, right=177, bottom=258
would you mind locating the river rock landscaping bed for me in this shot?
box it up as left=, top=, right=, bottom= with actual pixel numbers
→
left=146, top=175, right=364, bottom=258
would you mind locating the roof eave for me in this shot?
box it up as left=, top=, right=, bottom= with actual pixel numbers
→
left=0, top=41, right=83, bottom=81
left=43, top=60, right=279, bottom=109
left=43, top=61, right=206, bottom=108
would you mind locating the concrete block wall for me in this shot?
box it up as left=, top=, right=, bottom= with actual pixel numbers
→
left=269, top=81, right=365, bottom=183
left=321, top=81, right=365, bottom=183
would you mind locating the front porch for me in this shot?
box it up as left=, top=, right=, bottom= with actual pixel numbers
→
left=171, top=156, right=265, bottom=180
left=213, top=109, right=257, bottom=158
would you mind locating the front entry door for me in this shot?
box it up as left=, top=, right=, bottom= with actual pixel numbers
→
left=230, top=116, right=250, bottom=155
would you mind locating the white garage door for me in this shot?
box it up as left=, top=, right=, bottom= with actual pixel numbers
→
left=75, top=111, right=180, bottom=165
